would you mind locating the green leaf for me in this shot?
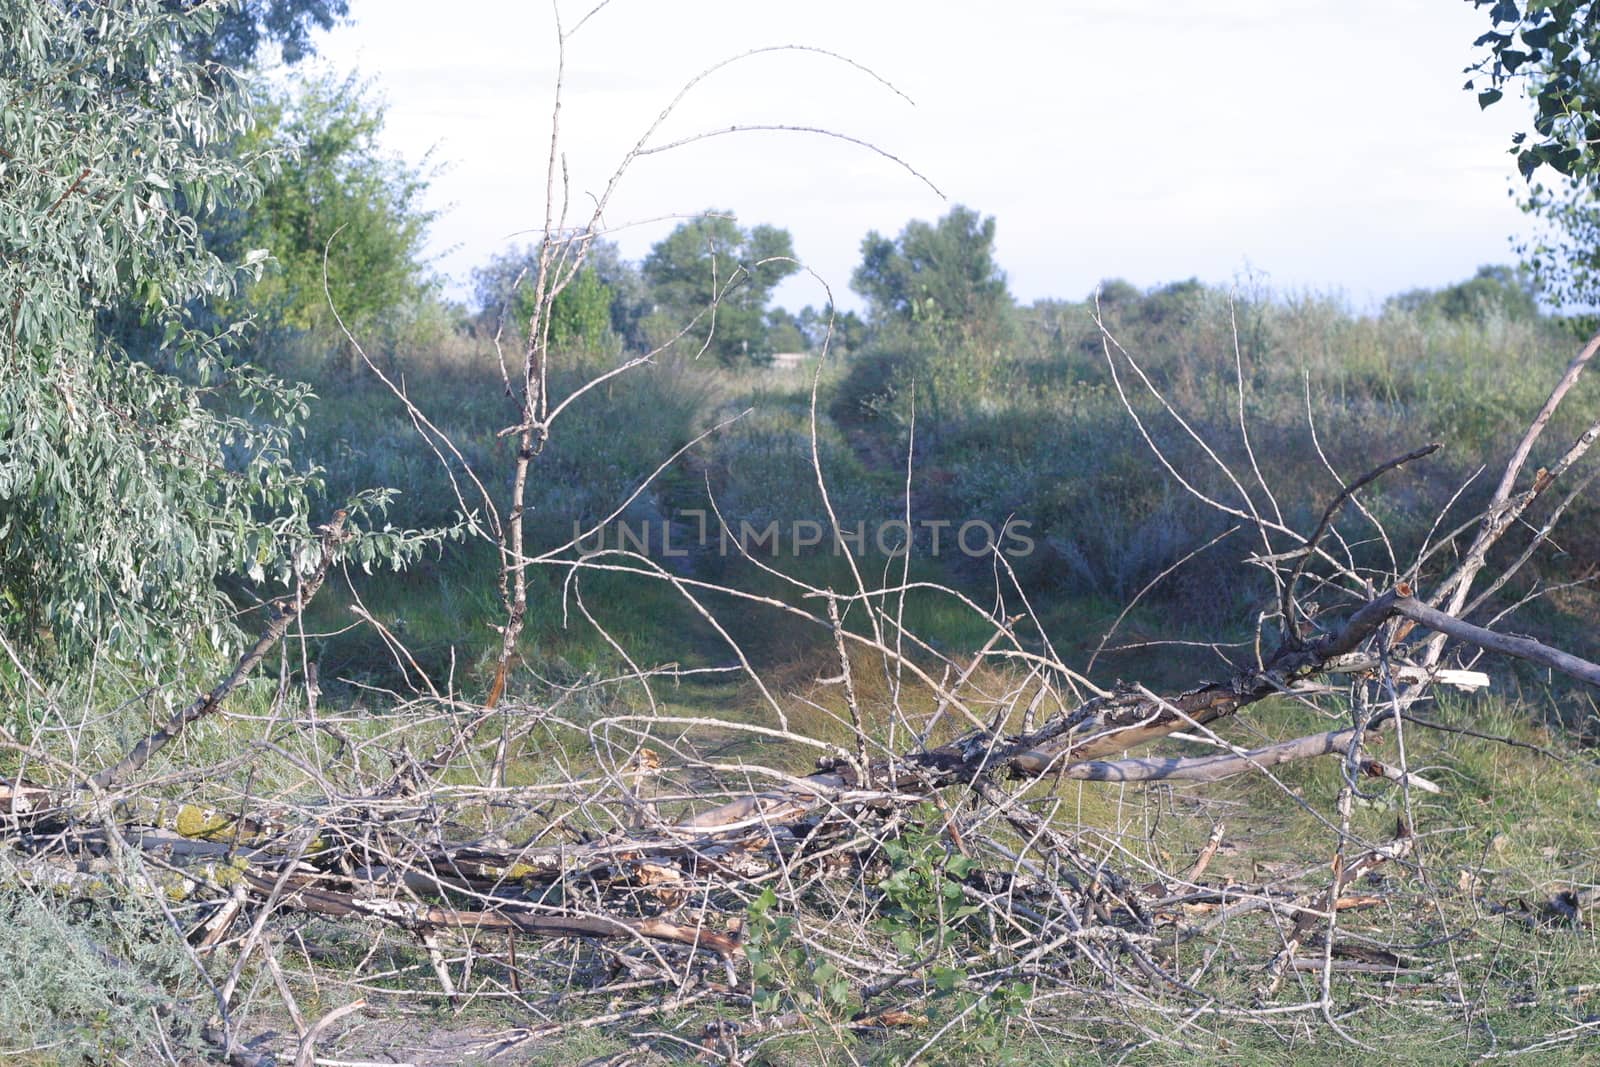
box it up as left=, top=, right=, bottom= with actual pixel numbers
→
left=752, top=886, right=778, bottom=915
left=1521, top=21, right=1556, bottom=49
left=1479, top=89, right=1505, bottom=109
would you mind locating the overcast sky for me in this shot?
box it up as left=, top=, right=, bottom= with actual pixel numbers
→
left=308, top=0, right=1533, bottom=314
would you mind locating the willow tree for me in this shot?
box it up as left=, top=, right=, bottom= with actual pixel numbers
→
left=0, top=0, right=321, bottom=677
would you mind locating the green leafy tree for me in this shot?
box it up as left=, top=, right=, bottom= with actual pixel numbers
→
left=92, top=0, right=352, bottom=369
left=796, top=303, right=867, bottom=356
left=172, top=0, right=350, bottom=67
left=851, top=205, right=1015, bottom=355
left=1386, top=264, right=1542, bottom=322
left=540, top=266, right=614, bottom=352
left=590, top=241, right=656, bottom=352
left=1093, top=278, right=1144, bottom=308
left=1467, top=0, right=1598, bottom=181
left=1467, top=1, right=1600, bottom=308
left=0, top=0, right=330, bottom=674
left=472, top=240, right=648, bottom=352
left=235, top=71, right=436, bottom=366
left=764, top=307, right=807, bottom=355
left=1518, top=192, right=1600, bottom=313
left=641, top=212, right=798, bottom=366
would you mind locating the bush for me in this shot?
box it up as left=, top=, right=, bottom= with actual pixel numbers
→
left=0, top=865, right=210, bottom=1063
left=0, top=0, right=319, bottom=676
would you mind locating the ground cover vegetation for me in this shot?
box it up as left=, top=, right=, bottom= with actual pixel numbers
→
left=1, top=1, right=1598, bottom=1063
